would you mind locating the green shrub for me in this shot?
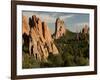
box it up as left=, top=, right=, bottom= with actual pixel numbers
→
left=47, top=53, right=64, bottom=67
left=22, top=53, right=40, bottom=69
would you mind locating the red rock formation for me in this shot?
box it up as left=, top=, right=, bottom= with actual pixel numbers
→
left=82, top=24, right=89, bottom=34
left=22, top=16, right=29, bottom=35
left=54, top=18, right=66, bottom=39
left=23, top=15, right=59, bottom=62
left=42, top=22, right=52, bottom=42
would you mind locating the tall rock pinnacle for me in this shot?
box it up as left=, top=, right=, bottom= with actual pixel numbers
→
left=54, top=18, right=66, bottom=39
left=22, top=15, right=59, bottom=62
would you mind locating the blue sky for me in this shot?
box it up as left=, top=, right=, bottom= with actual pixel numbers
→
left=23, top=11, right=89, bottom=33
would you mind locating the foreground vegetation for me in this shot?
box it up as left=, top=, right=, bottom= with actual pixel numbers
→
left=22, top=30, right=89, bottom=68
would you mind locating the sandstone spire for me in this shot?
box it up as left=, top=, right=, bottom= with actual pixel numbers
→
left=54, top=18, right=66, bottom=39
left=22, top=16, right=29, bottom=35
left=82, top=24, right=89, bottom=34
left=22, top=15, right=59, bottom=62
left=42, top=22, right=52, bottom=42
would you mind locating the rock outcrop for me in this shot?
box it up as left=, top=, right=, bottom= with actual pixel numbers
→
left=22, top=16, right=30, bottom=35
left=54, top=18, right=66, bottom=39
left=82, top=24, right=89, bottom=34
left=76, top=24, right=89, bottom=41
left=22, top=15, right=59, bottom=62
left=22, top=16, right=30, bottom=48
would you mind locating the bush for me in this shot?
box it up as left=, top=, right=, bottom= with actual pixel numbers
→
left=22, top=53, right=40, bottom=69
left=47, top=53, right=64, bottom=67
left=22, top=30, right=89, bottom=68
left=75, top=56, right=89, bottom=66
left=54, top=30, right=89, bottom=67
left=62, top=52, right=76, bottom=66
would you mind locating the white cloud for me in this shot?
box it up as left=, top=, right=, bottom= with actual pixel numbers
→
left=41, top=14, right=74, bottom=23
left=60, top=14, right=74, bottom=20
left=23, top=11, right=75, bottom=24
left=40, top=14, right=56, bottom=23
left=76, top=22, right=89, bottom=26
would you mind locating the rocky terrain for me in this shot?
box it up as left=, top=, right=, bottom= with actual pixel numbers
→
left=82, top=24, right=89, bottom=34
left=53, top=18, right=66, bottom=39
left=22, top=15, right=60, bottom=62
left=22, top=15, right=89, bottom=68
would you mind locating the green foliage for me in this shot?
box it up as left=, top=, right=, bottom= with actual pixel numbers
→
left=75, top=56, right=89, bottom=66
left=47, top=53, right=64, bottom=67
left=54, top=29, right=89, bottom=67
left=22, top=53, right=40, bottom=68
left=22, top=45, right=29, bottom=53
left=22, top=29, right=89, bottom=68
left=62, top=52, right=76, bottom=66
left=40, top=53, right=63, bottom=67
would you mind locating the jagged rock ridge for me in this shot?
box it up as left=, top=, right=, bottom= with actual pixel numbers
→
left=22, top=15, right=59, bottom=62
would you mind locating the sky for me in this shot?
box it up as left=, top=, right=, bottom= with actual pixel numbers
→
left=22, top=11, right=89, bottom=33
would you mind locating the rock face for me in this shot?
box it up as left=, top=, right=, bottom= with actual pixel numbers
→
left=54, top=18, right=66, bottom=39
left=22, top=15, right=59, bottom=62
left=82, top=24, right=89, bottom=34
left=42, top=22, right=52, bottom=42
left=22, top=16, right=30, bottom=35
left=76, top=24, right=89, bottom=41
left=22, top=16, right=30, bottom=48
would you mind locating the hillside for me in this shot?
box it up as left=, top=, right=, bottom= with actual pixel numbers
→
left=54, top=29, right=89, bottom=66
left=22, top=15, right=89, bottom=68
left=64, top=29, right=76, bottom=39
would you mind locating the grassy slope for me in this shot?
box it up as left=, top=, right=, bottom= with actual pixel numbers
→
left=64, top=29, right=76, bottom=40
